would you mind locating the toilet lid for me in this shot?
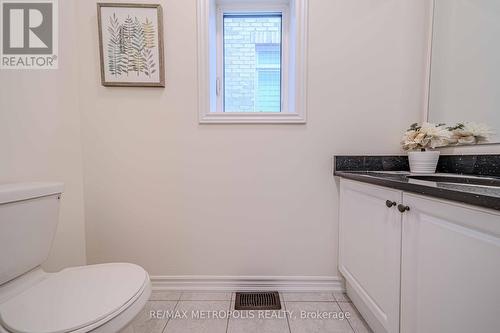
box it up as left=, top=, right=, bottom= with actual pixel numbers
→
left=0, top=263, right=148, bottom=333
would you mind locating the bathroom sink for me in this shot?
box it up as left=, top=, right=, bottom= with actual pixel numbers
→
left=407, top=175, right=500, bottom=188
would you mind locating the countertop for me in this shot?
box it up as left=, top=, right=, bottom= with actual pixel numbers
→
left=335, top=170, right=500, bottom=211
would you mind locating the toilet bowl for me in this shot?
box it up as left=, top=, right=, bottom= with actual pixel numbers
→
left=0, top=183, right=151, bottom=333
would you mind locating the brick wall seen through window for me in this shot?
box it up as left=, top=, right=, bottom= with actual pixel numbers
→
left=223, top=15, right=282, bottom=113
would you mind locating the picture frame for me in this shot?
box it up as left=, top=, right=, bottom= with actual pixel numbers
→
left=97, top=3, right=165, bottom=87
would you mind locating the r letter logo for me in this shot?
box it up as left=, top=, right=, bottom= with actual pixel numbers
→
left=1, top=0, right=58, bottom=69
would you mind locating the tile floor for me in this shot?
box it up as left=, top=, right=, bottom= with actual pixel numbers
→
left=122, top=291, right=372, bottom=333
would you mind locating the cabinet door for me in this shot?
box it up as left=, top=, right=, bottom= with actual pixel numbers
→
left=401, top=194, right=500, bottom=333
left=339, top=179, right=403, bottom=333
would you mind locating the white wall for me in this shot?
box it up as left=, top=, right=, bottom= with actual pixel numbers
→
left=0, top=0, right=495, bottom=281
left=0, top=0, right=86, bottom=271
left=77, top=0, right=431, bottom=279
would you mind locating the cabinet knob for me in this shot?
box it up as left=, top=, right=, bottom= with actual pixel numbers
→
left=398, top=204, right=410, bottom=213
left=386, top=200, right=397, bottom=208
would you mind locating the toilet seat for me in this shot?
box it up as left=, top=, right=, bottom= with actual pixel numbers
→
left=0, top=263, right=149, bottom=333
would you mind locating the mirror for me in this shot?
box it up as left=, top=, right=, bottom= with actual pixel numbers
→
left=428, top=0, right=500, bottom=144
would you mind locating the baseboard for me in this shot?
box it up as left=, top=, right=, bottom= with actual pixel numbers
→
left=150, top=275, right=345, bottom=292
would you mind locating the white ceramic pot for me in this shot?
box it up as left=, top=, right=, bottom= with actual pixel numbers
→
left=408, top=150, right=440, bottom=174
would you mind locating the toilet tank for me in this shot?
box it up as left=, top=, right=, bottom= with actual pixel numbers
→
left=0, top=183, right=63, bottom=285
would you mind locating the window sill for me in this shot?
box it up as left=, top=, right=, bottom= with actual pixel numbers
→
left=199, top=112, right=306, bottom=124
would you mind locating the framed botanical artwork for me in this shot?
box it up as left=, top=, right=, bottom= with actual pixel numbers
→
left=97, top=3, right=165, bottom=87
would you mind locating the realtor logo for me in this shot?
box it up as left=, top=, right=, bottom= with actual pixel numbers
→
left=1, top=0, right=58, bottom=69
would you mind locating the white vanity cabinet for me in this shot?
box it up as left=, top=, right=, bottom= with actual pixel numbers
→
left=339, top=178, right=500, bottom=333
left=401, top=193, right=500, bottom=333
left=339, top=179, right=402, bottom=333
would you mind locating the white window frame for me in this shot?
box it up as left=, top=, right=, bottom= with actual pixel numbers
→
left=197, top=0, right=308, bottom=124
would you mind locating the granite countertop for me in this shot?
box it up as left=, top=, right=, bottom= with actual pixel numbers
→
left=334, top=155, right=500, bottom=211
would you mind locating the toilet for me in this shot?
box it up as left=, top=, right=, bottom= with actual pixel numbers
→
left=0, top=183, right=151, bottom=333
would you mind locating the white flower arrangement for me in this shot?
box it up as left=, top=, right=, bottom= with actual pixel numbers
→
left=402, top=123, right=451, bottom=151
left=401, top=122, right=493, bottom=151
left=447, top=122, right=494, bottom=145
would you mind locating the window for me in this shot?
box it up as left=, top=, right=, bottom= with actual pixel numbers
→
left=255, top=44, right=281, bottom=112
left=223, top=15, right=282, bottom=113
left=197, top=0, right=308, bottom=123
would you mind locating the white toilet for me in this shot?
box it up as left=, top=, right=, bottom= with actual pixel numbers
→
left=0, top=183, right=151, bottom=333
